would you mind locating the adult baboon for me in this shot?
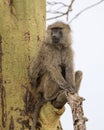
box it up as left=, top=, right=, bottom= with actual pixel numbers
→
left=29, top=21, right=76, bottom=129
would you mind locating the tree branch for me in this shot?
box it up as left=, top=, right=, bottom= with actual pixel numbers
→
left=47, top=1, right=68, bottom=7
left=47, top=0, right=75, bottom=21
left=66, top=0, right=75, bottom=20
left=66, top=71, right=88, bottom=130
left=47, top=0, right=104, bottom=22
left=66, top=92, right=88, bottom=130
left=70, top=0, right=104, bottom=23
left=47, top=13, right=66, bottom=21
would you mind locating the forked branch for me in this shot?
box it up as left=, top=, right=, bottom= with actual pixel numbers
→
left=47, top=0, right=104, bottom=22
left=47, top=0, right=75, bottom=20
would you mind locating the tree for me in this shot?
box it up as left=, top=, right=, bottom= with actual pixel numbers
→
left=2, top=0, right=102, bottom=129
left=0, top=0, right=87, bottom=130
left=0, top=0, right=46, bottom=129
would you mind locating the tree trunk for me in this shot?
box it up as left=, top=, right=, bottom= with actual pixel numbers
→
left=0, top=0, right=46, bottom=129
left=0, top=1, right=65, bottom=130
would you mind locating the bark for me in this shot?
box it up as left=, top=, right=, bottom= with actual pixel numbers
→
left=0, top=0, right=45, bottom=130
left=0, top=1, right=64, bottom=130
left=38, top=102, right=65, bottom=130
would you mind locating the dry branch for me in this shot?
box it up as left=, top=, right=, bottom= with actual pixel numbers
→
left=47, top=1, right=68, bottom=7
left=70, top=0, right=104, bottom=23
left=47, top=0, right=75, bottom=20
left=66, top=93, right=88, bottom=130
left=66, top=71, right=88, bottom=130
left=47, top=0, right=104, bottom=22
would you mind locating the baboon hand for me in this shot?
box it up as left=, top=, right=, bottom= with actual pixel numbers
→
left=66, top=85, right=76, bottom=94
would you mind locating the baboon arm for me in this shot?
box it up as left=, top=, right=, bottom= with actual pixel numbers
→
left=47, top=65, right=67, bottom=89
left=75, top=71, right=83, bottom=92
left=29, top=58, right=43, bottom=87
left=65, top=66, right=75, bottom=87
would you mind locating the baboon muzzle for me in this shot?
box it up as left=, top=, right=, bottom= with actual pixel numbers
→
left=52, top=36, right=60, bottom=44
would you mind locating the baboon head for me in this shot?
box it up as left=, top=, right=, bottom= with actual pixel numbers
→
left=51, top=27, right=63, bottom=44
left=45, top=22, right=72, bottom=47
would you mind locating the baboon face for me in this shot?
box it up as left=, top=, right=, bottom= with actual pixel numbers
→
left=51, top=27, right=63, bottom=44
left=46, top=22, right=72, bottom=47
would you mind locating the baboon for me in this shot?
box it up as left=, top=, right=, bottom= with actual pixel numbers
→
left=29, top=21, right=76, bottom=129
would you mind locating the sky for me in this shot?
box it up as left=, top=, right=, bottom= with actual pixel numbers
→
left=47, top=0, right=104, bottom=130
